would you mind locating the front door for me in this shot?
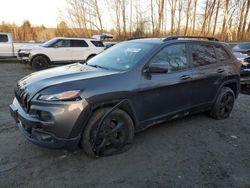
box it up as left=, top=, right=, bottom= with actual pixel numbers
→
left=136, top=43, right=193, bottom=123
left=48, top=39, right=71, bottom=62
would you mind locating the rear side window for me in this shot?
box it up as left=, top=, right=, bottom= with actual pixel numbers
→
left=91, top=40, right=104, bottom=47
left=215, top=46, right=231, bottom=61
left=191, top=44, right=217, bottom=67
left=70, top=40, right=89, bottom=47
left=0, top=34, right=8, bottom=42
left=150, top=44, right=189, bottom=72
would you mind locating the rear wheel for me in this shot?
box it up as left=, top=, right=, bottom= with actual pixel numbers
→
left=81, top=108, right=134, bottom=158
left=210, top=87, right=235, bottom=120
left=31, top=56, right=49, bottom=70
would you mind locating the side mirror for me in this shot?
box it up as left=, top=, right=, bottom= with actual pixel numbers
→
left=144, top=63, right=169, bottom=74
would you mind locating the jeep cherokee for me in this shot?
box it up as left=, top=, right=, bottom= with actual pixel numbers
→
left=10, top=36, right=241, bottom=157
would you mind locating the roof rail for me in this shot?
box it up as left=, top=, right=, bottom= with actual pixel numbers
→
left=163, top=36, right=219, bottom=42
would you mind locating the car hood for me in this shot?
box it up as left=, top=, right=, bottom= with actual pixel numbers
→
left=17, top=63, right=119, bottom=98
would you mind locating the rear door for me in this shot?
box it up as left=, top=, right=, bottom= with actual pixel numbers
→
left=137, top=43, right=193, bottom=122
left=189, top=43, right=227, bottom=106
left=70, top=39, right=89, bottom=61
left=0, top=34, right=13, bottom=57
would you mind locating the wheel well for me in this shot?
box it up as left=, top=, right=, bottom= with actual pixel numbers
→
left=31, top=54, right=51, bottom=64
left=92, top=101, right=137, bottom=127
left=224, top=82, right=238, bottom=97
left=87, top=54, right=96, bottom=60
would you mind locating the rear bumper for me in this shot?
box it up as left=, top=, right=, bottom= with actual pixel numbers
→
left=9, top=97, right=89, bottom=149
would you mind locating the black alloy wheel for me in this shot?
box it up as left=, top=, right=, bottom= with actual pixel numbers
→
left=82, top=108, right=134, bottom=157
left=210, top=87, right=235, bottom=119
left=31, top=56, right=49, bottom=70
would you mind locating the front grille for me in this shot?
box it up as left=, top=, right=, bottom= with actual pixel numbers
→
left=15, top=85, right=30, bottom=112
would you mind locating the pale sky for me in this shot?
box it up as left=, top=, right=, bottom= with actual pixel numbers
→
left=0, top=0, right=67, bottom=27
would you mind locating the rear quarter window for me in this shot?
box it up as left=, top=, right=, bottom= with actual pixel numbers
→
left=191, top=44, right=217, bottom=67
left=91, top=40, right=104, bottom=47
left=70, top=40, right=89, bottom=47
left=0, top=34, right=8, bottom=42
left=215, top=45, right=231, bottom=61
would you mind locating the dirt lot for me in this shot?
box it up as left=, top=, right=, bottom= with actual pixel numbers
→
left=0, top=62, right=250, bottom=188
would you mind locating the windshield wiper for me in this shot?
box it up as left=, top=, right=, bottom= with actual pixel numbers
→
left=87, top=64, right=110, bottom=70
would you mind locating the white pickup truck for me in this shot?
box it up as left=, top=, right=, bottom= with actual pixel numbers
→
left=0, top=32, right=35, bottom=60
left=18, top=37, right=105, bottom=70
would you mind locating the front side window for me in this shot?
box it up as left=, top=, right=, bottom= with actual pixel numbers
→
left=54, top=39, right=71, bottom=48
left=70, top=40, right=89, bottom=47
left=191, top=44, right=217, bottom=67
left=150, top=44, right=189, bottom=72
left=0, top=34, right=8, bottom=42
left=88, top=42, right=155, bottom=71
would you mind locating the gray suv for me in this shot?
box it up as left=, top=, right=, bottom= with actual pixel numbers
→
left=10, top=36, right=241, bottom=157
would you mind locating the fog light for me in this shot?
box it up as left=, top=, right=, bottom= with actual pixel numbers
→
left=37, top=111, right=52, bottom=122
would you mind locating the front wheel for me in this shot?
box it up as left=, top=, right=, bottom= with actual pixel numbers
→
left=81, top=108, right=134, bottom=158
left=31, top=56, right=49, bottom=70
left=210, top=87, right=235, bottom=120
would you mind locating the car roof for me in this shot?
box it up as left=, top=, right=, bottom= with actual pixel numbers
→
left=54, top=37, right=100, bottom=41
left=127, top=37, right=226, bottom=46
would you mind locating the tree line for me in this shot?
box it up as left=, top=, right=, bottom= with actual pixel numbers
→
left=0, top=0, right=249, bottom=42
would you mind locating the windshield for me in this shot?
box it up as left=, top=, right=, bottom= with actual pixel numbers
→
left=42, top=38, right=59, bottom=47
left=232, top=43, right=250, bottom=50
left=87, top=42, right=155, bottom=71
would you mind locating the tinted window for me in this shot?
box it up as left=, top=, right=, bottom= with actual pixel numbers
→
left=150, top=44, right=189, bottom=72
left=191, top=44, right=217, bottom=67
left=215, top=46, right=230, bottom=61
left=53, top=39, right=70, bottom=48
left=0, top=34, right=8, bottom=42
left=91, top=40, right=104, bottom=47
left=70, top=40, right=89, bottom=47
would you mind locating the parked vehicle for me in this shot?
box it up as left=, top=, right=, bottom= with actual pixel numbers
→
left=233, top=52, right=250, bottom=76
left=0, top=32, right=36, bottom=60
left=10, top=36, right=241, bottom=158
left=232, top=42, right=250, bottom=56
left=103, top=42, right=117, bottom=49
left=18, top=37, right=105, bottom=70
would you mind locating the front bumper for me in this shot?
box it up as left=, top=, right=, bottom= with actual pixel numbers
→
left=9, top=98, right=90, bottom=149
left=17, top=52, right=31, bottom=63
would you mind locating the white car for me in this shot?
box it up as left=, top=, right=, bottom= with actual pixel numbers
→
left=18, top=37, right=105, bottom=70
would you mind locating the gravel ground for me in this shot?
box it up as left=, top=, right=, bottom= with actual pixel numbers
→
left=0, top=63, right=250, bottom=188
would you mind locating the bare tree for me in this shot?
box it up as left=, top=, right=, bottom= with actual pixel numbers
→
left=155, top=0, right=165, bottom=35
left=177, top=0, right=183, bottom=34
left=168, top=0, right=177, bottom=34
left=212, top=0, right=220, bottom=35
left=221, top=0, right=229, bottom=39
left=191, top=0, right=198, bottom=34
left=150, top=0, right=155, bottom=35
left=184, top=0, right=191, bottom=35
left=122, top=0, right=127, bottom=37
left=241, top=0, right=250, bottom=39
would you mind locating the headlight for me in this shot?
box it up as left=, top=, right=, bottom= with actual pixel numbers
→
left=19, top=49, right=32, bottom=54
left=38, top=90, right=81, bottom=101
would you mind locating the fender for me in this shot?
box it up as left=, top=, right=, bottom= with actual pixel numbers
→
left=213, top=77, right=240, bottom=103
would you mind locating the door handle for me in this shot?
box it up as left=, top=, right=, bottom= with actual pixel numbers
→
left=180, top=75, right=191, bottom=80
left=217, top=68, right=225, bottom=73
